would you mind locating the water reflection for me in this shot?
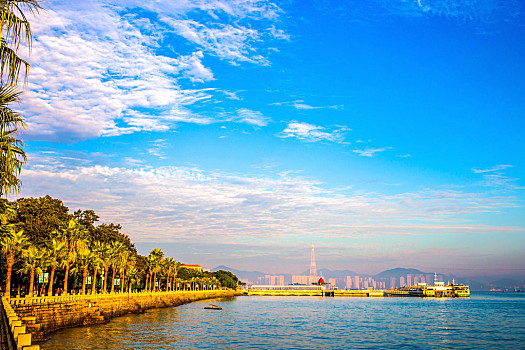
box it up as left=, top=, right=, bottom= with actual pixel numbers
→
left=40, top=293, right=525, bottom=349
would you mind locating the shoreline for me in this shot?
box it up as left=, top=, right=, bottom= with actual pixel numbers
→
left=8, top=290, right=241, bottom=343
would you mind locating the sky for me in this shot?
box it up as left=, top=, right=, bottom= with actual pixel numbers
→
left=14, top=0, right=525, bottom=277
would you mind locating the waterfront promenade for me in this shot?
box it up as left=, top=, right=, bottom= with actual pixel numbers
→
left=1, top=289, right=238, bottom=347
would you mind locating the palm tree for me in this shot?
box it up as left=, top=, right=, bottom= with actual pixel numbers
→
left=149, top=248, right=164, bottom=292
left=0, top=1, right=42, bottom=198
left=18, top=244, right=43, bottom=296
left=109, top=241, right=124, bottom=294
left=0, top=0, right=42, bottom=85
left=75, top=240, right=91, bottom=295
left=0, top=86, right=26, bottom=197
left=127, top=265, right=140, bottom=293
left=90, top=241, right=104, bottom=294
left=57, top=220, right=88, bottom=295
left=99, top=242, right=112, bottom=294
left=45, top=238, right=65, bottom=296
left=163, top=257, right=174, bottom=291
left=0, top=225, right=26, bottom=296
left=144, top=255, right=154, bottom=292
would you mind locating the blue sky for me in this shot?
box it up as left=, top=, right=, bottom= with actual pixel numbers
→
left=16, top=0, right=525, bottom=276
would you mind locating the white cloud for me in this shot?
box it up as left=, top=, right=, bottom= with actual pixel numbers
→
left=18, top=154, right=522, bottom=244
left=148, top=139, right=168, bottom=159
left=278, top=121, right=348, bottom=143
left=472, top=165, right=514, bottom=174
left=20, top=0, right=286, bottom=141
left=231, top=109, right=270, bottom=127
left=353, top=147, right=392, bottom=157
left=271, top=100, right=342, bottom=110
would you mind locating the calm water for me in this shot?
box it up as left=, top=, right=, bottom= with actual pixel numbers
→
left=40, top=292, right=525, bottom=349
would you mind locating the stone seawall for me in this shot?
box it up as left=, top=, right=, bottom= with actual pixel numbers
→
left=9, top=290, right=237, bottom=342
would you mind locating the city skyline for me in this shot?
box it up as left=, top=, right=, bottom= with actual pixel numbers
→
left=14, top=0, right=525, bottom=278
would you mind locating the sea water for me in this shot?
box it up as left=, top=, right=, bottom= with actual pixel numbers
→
left=40, top=292, right=525, bottom=349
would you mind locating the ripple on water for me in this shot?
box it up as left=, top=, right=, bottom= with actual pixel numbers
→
left=39, top=293, right=525, bottom=350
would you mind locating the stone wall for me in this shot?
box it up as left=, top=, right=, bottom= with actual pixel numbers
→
left=9, top=290, right=237, bottom=342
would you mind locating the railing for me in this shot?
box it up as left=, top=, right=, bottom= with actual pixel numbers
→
left=9, top=289, right=226, bottom=306
left=0, top=297, right=17, bottom=350
left=1, top=297, right=37, bottom=349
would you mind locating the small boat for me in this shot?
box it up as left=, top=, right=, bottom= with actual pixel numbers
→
left=204, top=304, right=222, bottom=310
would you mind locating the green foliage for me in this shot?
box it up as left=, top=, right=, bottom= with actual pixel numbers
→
left=73, top=209, right=99, bottom=233
left=13, top=195, right=71, bottom=246
left=178, top=267, right=204, bottom=280
left=92, top=223, right=136, bottom=254
left=212, top=270, right=239, bottom=289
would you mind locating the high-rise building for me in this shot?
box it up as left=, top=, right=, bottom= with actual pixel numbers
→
left=400, top=276, right=406, bottom=287
left=310, top=243, right=317, bottom=278
left=355, top=276, right=360, bottom=289
left=406, top=274, right=413, bottom=286
left=292, top=275, right=310, bottom=285
left=390, top=277, right=397, bottom=289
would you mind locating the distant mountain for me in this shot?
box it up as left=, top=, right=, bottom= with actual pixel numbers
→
left=374, top=268, right=428, bottom=279
left=301, top=268, right=360, bottom=279
left=211, top=265, right=265, bottom=284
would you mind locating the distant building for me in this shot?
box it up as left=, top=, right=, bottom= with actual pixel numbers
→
left=400, top=276, right=406, bottom=287
left=407, top=274, right=413, bottom=286
left=346, top=276, right=353, bottom=289
left=181, top=264, right=202, bottom=272
left=258, top=275, right=285, bottom=285
left=390, top=277, right=397, bottom=289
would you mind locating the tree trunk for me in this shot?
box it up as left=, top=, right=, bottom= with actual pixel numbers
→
left=110, top=268, right=116, bottom=294
left=4, top=252, right=14, bottom=297
left=92, top=269, right=98, bottom=294
left=48, top=267, right=56, bottom=296
left=145, top=273, right=149, bottom=292
left=153, top=272, right=157, bottom=291
left=63, top=263, right=70, bottom=295
left=81, top=266, right=88, bottom=295
left=103, top=267, right=109, bottom=293
left=29, top=267, right=35, bottom=297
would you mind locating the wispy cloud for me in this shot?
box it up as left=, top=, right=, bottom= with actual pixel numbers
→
left=353, top=147, right=392, bottom=157
left=472, top=165, right=514, bottom=174
left=375, top=0, right=523, bottom=24
left=148, top=139, right=168, bottom=159
left=19, top=153, right=521, bottom=244
left=278, top=121, right=349, bottom=143
left=21, top=0, right=286, bottom=141
left=230, top=109, right=270, bottom=127
left=271, top=100, right=342, bottom=110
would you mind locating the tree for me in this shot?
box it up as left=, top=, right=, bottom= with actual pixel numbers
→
left=90, top=240, right=104, bottom=294
left=0, top=0, right=42, bottom=85
left=73, top=209, right=99, bottom=233
left=0, top=225, right=26, bottom=295
left=57, top=219, right=88, bottom=295
left=45, top=237, right=65, bottom=296
left=149, top=248, right=164, bottom=292
left=75, top=240, right=91, bottom=295
left=14, top=196, right=71, bottom=246
left=212, top=270, right=239, bottom=289
left=92, top=223, right=136, bottom=254
left=0, top=0, right=42, bottom=197
left=109, top=241, right=124, bottom=293
left=18, top=244, right=43, bottom=296
left=0, top=85, right=25, bottom=197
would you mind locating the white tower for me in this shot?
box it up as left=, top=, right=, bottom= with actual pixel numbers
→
left=310, top=243, right=317, bottom=278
